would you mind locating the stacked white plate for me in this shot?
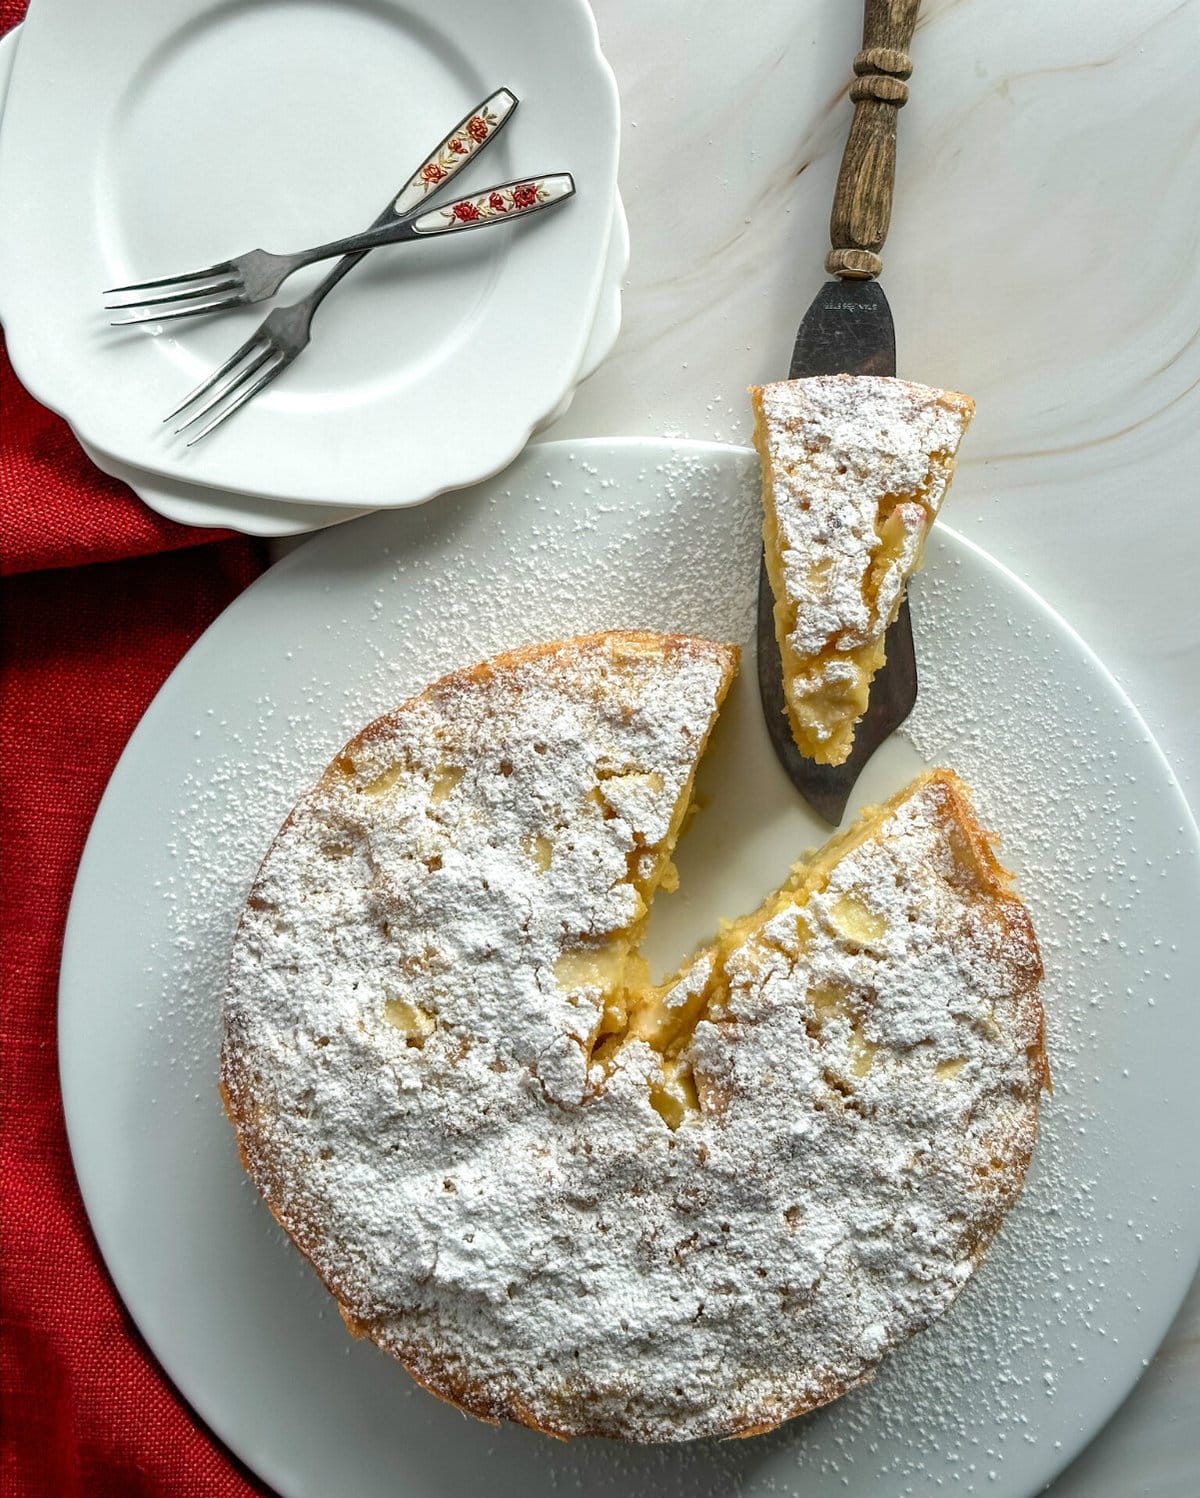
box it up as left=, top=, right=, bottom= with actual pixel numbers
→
left=0, top=0, right=625, bottom=535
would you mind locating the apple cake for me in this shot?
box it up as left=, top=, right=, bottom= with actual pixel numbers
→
left=221, top=631, right=1045, bottom=1442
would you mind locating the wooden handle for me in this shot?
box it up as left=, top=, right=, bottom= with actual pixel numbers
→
left=826, top=0, right=921, bottom=279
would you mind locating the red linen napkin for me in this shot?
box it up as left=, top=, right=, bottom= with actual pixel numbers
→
left=0, top=6, right=273, bottom=1476
left=0, top=340, right=239, bottom=576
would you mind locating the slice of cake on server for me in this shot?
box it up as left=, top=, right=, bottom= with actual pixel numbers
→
left=751, top=374, right=974, bottom=766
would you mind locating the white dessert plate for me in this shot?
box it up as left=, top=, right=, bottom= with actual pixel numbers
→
left=60, top=440, right=1200, bottom=1498
left=0, top=0, right=619, bottom=509
left=0, top=17, right=628, bottom=537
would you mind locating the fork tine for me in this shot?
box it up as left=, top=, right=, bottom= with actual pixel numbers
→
left=105, top=275, right=241, bottom=312
left=109, top=292, right=248, bottom=327
left=103, top=262, right=234, bottom=296
left=162, top=332, right=268, bottom=424
left=184, top=355, right=288, bottom=446
left=173, top=344, right=274, bottom=433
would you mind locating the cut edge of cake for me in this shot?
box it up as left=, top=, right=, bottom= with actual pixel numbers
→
left=591, top=766, right=1048, bottom=1130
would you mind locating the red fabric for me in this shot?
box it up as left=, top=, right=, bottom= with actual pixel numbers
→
left=0, top=333, right=237, bottom=576
left=1, top=8, right=271, bottom=1490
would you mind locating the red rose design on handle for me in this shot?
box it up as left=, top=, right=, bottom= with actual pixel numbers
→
left=452, top=199, right=481, bottom=222
left=489, top=192, right=508, bottom=212
left=511, top=183, right=538, bottom=209
left=420, top=162, right=446, bottom=185
left=448, top=136, right=468, bottom=155
left=467, top=116, right=489, bottom=143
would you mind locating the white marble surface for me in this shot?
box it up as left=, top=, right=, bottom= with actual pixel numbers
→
left=538, top=2, right=1199, bottom=1493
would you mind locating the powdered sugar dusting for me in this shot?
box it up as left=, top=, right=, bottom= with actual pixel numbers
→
left=753, top=376, right=973, bottom=758
left=755, top=376, right=971, bottom=660
left=223, top=622, right=1043, bottom=1441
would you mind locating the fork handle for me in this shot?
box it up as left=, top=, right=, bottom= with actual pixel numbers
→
left=409, top=175, right=576, bottom=234
left=298, top=87, right=522, bottom=313
left=391, top=87, right=517, bottom=216
left=827, top=0, right=921, bottom=279
left=289, top=175, right=576, bottom=268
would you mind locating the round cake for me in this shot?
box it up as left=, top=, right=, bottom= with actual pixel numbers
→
left=221, top=630, right=1046, bottom=1442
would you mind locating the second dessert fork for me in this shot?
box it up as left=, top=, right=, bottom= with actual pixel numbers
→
left=163, top=172, right=574, bottom=442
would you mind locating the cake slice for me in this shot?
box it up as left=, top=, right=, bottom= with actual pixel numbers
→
left=751, top=374, right=974, bottom=766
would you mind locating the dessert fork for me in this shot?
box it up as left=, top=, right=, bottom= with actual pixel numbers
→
left=105, top=87, right=520, bottom=323
left=164, top=171, right=574, bottom=443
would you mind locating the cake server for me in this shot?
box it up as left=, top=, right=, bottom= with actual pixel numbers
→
left=757, top=0, right=922, bottom=824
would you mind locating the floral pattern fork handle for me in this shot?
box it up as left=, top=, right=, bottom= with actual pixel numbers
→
left=393, top=87, right=517, bottom=214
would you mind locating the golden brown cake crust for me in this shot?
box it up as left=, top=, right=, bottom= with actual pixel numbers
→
left=222, top=629, right=1044, bottom=1444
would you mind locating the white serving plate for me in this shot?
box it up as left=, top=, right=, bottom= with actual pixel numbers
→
left=60, top=439, right=1200, bottom=1498
left=0, top=0, right=619, bottom=509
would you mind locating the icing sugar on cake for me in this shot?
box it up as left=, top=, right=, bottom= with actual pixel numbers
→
left=751, top=375, right=974, bottom=766
left=221, top=631, right=1045, bottom=1442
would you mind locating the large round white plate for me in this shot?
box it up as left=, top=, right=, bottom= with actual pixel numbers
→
left=0, top=0, right=619, bottom=509
left=60, top=440, right=1200, bottom=1498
